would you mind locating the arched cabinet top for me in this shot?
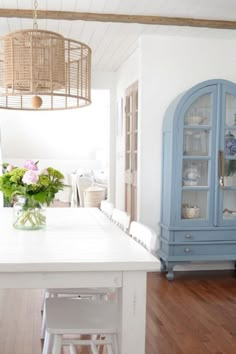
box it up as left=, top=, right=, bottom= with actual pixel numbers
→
left=162, top=79, right=236, bottom=132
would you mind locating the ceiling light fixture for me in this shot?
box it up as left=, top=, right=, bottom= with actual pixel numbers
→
left=0, top=0, right=91, bottom=110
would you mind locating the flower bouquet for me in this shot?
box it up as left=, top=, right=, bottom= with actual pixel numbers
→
left=0, top=160, right=65, bottom=230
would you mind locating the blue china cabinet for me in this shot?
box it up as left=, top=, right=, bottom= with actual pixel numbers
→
left=160, top=79, right=236, bottom=280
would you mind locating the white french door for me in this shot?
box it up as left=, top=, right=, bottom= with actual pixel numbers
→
left=125, top=82, right=138, bottom=221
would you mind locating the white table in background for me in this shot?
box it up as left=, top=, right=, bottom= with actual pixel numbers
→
left=0, top=207, right=159, bottom=354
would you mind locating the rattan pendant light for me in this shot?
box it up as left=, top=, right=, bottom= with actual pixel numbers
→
left=0, top=1, right=91, bottom=110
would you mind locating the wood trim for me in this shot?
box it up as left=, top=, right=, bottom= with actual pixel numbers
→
left=1, top=9, right=236, bottom=29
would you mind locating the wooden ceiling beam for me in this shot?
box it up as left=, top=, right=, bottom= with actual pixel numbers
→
left=0, top=8, right=236, bottom=29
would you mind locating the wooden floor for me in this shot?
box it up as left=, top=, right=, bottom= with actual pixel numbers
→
left=1, top=270, right=236, bottom=354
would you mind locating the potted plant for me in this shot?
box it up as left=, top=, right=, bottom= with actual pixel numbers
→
left=0, top=160, right=65, bottom=230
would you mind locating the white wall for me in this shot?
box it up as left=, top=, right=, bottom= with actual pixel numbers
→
left=139, top=34, right=236, bottom=233
left=138, top=33, right=236, bottom=270
left=0, top=90, right=109, bottom=161
left=0, top=71, right=116, bottom=196
left=92, top=71, right=116, bottom=202
left=115, top=49, right=139, bottom=209
left=115, top=32, right=236, bottom=270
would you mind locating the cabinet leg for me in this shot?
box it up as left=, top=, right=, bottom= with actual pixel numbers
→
left=160, top=258, right=167, bottom=273
left=166, top=271, right=174, bottom=281
left=166, top=264, right=174, bottom=280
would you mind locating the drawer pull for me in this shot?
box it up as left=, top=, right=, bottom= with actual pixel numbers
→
left=184, top=248, right=191, bottom=253
left=185, top=234, right=191, bottom=239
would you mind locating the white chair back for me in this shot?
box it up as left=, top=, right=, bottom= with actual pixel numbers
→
left=76, top=176, right=93, bottom=207
left=129, top=221, right=157, bottom=253
left=112, top=208, right=130, bottom=232
left=100, top=200, right=114, bottom=218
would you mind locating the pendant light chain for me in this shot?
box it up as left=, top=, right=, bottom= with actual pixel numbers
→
left=33, top=0, right=38, bottom=30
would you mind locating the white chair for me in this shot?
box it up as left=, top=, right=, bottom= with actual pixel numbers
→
left=111, top=208, right=130, bottom=232
left=76, top=176, right=93, bottom=207
left=41, top=189, right=112, bottom=339
left=129, top=221, right=157, bottom=253
left=43, top=298, right=118, bottom=354
left=100, top=200, right=114, bottom=218
left=41, top=287, right=113, bottom=339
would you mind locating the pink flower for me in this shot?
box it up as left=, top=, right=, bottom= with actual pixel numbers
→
left=22, top=170, right=39, bottom=185
left=23, top=160, right=38, bottom=171
left=6, top=164, right=14, bottom=172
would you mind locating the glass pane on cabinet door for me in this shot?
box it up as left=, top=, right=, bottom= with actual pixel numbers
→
left=225, top=94, right=236, bottom=126
left=182, top=190, right=208, bottom=220
left=182, top=160, right=208, bottom=187
left=184, top=94, right=211, bottom=126
left=223, top=190, right=236, bottom=220
left=224, top=130, right=236, bottom=156
left=224, top=160, right=236, bottom=186
left=183, top=129, right=209, bottom=156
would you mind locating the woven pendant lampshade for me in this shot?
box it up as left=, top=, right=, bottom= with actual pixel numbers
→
left=0, top=29, right=91, bottom=110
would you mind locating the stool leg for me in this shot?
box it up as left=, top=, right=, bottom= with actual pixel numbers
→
left=91, top=342, right=99, bottom=354
left=41, top=290, right=46, bottom=312
left=111, top=334, right=118, bottom=354
left=41, top=307, right=46, bottom=339
left=107, top=343, right=113, bottom=354
left=42, top=331, right=53, bottom=354
left=69, top=344, right=77, bottom=354
left=52, top=334, right=62, bottom=354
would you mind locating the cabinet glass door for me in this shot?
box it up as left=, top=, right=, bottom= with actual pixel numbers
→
left=180, top=92, right=213, bottom=223
left=221, top=91, right=236, bottom=222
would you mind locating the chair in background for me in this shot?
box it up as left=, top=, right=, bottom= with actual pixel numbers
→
left=129, top=221, right=158, bottom=253
left=43, top=298, right=118, bottom=354
left=100, top=200, right=114, bottom=218
left=111, top=208, right=130, bottom=232
left=76, top=176, right=93, bottom=207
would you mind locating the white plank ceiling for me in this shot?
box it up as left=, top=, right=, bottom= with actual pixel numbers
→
left=1, top=0, right=236, bottom=72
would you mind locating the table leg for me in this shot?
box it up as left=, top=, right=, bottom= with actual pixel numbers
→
left=118, top=271, right=147, bottom=354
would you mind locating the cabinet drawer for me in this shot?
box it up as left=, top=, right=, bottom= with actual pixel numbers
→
left=174, top=230, right=236, bottom=242
left=174, top=243, right=236, bottom=256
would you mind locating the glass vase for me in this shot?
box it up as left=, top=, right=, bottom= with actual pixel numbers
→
left=13, top=196, right=46, bottom=230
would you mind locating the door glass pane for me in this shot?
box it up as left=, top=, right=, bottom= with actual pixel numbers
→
left=182, top=191, right=208, bottom=220
left=126, top=96, right=132, bottom=113
left=225, top=93, right=236, bottom=126
left=133, top=152, right=137, bottom=171
left=126, top=116, right=131, bottom=132
left=182, top=160, right=208, bottom=187
left=125, top=153, right=130, bottom=169
left=134, top=132, right=137, bottom=151
left=183, top=129, right=209, bottom=156
left=134, top=112, right=138, bottom=130
left=184, top=94, right=211, bottom=126
left=135, top=91, right=138, bottom=107
left=126, top=134, right=131, bottom=151
left=223, top=190, right=236, bottom=219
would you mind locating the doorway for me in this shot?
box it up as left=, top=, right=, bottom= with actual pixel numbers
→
left=125, top=81, right=138, bottom=221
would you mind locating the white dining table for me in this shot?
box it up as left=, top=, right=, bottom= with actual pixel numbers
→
left=0, top=207, right=159, bottom=354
